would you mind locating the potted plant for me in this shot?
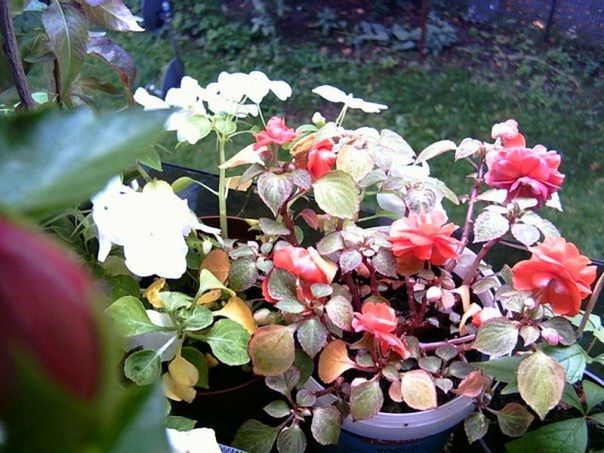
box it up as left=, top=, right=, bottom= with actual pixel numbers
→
left=88, top=71, right=602, bottom=451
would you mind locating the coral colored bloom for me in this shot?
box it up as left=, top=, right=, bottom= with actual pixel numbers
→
left=352, top=302, right=406, bottom=357
left=491, top=119, right=526, bottom=148
left=307, top=139, right=336, bottom=179
left=512, top=237, right=596, bottom=316
left=261, top=277, right=277, bottom=304
left=273, top=245, right=333, bottom=284
left=484, top=145, right=564, bottom=206
left=254, top=116, right=297, bottom=150
left=389, top=211, right=461, bottom=266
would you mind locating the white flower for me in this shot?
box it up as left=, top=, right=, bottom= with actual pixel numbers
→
left=312, top=85, right=388, bottom=113
left=167, top=427, right=221, bottom=453
left=92, top=178, right=220, bottom=279
left=134, top=77, right=208, bottom=144
left=124, top=311, right=178, bottom=361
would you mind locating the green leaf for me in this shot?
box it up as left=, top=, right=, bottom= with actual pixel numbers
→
left=561, top=383, right=584, bottom=413
left=0, top=109, right=166, bottom=215
left=541, top=344, right=588, bottom=384
left=312, top=170, right=360, bottom=219
left=471, top=356, right=524, bottom=383
left=87, top=36, right=136, bottom=96
left=263, top=400, right=291, bottom=418
left=517, top=350, right=565, bottom=420
left=181, top=347, right=208, bottom=389
left=275, top=298, right=305, bottom=314
left=267, top=269, right=297, bottom=301
left=473, top=318, right=519, bottom=357
left=277, top=424, right=306, bottom=453
left=325, top=295, right=354, bottom=331
left=350, top=377, right=383, bottom=421
left=124, top=349, right=161, bottom=386
left=160, top=292, right=192, bottom=311
left=196, top=269, right=233, bottom=298
left=495, top=403, right=534, bottom=437
left=80, top=0, right=144, bottom=32
left=165, top=415, right=196, bottom=431
left=199, top=319, right=250, bottom=366
left=42, top=1, right=88, bottom=97
left=401, top=370, right=437, bottom=410
left=542, top=317, right=576, bottom=346
left=464, top=412, right=489, bottom=444
left=259, top=218, right=290, bottom=236
left=249, top=325, right=296, bottom=376
left=184, top=305, right=213, bottom=331
left=106, top=296, right=161, bottom=337
left=590, top=413, right=604, bottom=425
left=233, top=420, right=279, bottom=453
left=265, top=368, right=300, bottom=397
left=294, top=350, right=314, bottom=388
left=137, top=148, right=162, bottom=171
left=473, top=210, right=509, bottom=243
left=257, top=172, right=293, bottom=217
left=107, top=274, right=140, bottom=300
left=295, top=389, right=316, bottom=407
left=506, top=418, right=587, bottom=453
left=297, top=317, right=328, bottom=359
left=311, top=406, right=341, bottom=445
left=583, top=379, right=604, bottom=413
left=229, top=257, right=258, bottom=292
left=416, top=139, right=457, bottom=163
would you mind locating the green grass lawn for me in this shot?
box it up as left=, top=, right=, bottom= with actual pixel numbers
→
left=76, top=24, right=603, bottom=258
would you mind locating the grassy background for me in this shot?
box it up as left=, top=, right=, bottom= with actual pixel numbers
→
left=66, top=5, right=604, bottom=257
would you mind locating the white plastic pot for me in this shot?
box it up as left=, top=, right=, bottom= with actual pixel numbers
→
left=305, top=247, right=498, bottom=448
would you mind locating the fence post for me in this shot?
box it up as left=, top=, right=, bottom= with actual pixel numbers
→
left=544, top=0, right=559, bottom=40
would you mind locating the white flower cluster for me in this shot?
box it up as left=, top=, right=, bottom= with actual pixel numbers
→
left=92, top=177, right=220, bottom=279
left=134, top=71, right=292, bottom=144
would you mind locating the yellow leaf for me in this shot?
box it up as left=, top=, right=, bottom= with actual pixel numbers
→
left=197, top=289, right=222, bottom=305
left=144, top=278, right=166, bottom=308
left=318, top=340, right=357, bottom=384
left=169, top=355, right=199, bottom=388
left=200, top=249, right=231, bottom=284
left=162, top=373, right=182, bottom=401
left=205, top=353, right=219, bottom=368
left=401, top=370, right=437, bottom=410
left=214, top=296, right=257, bottom=333
left=452, top=285, right=470, bottom=311
left=228, top=176, right=253, bottom=192
left=219, top=144, right=265, bottom=169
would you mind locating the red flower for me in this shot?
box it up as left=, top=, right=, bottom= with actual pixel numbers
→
left=352, top=301, right=406, bottom=357
left=491, top=119, right=526, bottom=148
left=0, top=218, right=101, bottom=403
left=484, top=144, right=564, bottom=207
left=307, top=139, right=336, bottom=179
left=254, top=116, right=297, bottom=150
left=273, top=245, right=335, bottom=284
left=261, top=277, right=277, bottom=304
left=512, top=237, right=596, bottom=316
left=389, top=210, right=461, bottom=266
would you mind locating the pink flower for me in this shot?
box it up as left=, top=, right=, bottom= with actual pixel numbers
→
left=0, top=218, right=101, bottom=402
left=484, top=144, right=564, bottom=207
left=512, top=237, right=596, bottom=316
left=471, top=307, right=502, bottom=327
left=491, top=119, right=526, bottom=148
left=389, top=210, right=461, bottom=267
left=273, top=245, right=332, bottom=284
left=254, top=116, right=297, bottom=150
left=307, top=139, right=336, bottom=179
left=352, top=301, right=406, bottom=357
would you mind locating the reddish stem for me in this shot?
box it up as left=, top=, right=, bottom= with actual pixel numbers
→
left=404, top=276, right=418, bottom=314
left=364, top=258, right=380, bottom=296
left=419, top=334, right=476, bottom=351
left=461, top=238, right=500, bottom=286
left=446, top=160, right=486, bottom=273
left=344, top=273, right=362, bottom=312
left=279, top=204, right=299, bottom=246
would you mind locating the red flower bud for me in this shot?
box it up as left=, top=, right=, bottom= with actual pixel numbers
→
left=0, top=218, right=101, bottom=404
left=307, top=139, right=336, bottom=180
left=254, top=116, right=297, bottom=150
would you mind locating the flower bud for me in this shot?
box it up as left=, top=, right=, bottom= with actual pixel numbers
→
left=253, top=308, right=275, bottom=326
left=0, top=218, right=101, bottom=406
left=312, top=112, right=326, bottom=127
left=541, top=327, right=560, bottom=346
left=426, top=286, right=442, bottom=303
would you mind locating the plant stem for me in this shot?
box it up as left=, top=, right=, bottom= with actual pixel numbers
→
left=218, top=135, right=228, bottom=238
left=577, top=272, right=604, bottom=337
left=344, top=273, right=362, bottom=311
left=461, top=238, right=500, bottom=286
left=0, top=0, right=35, bottom=109
left=446, top=160, right=485, bottom=273
left=405, top=276, right=418, bottom=314
left=419, top=334, right=476, bottom=352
